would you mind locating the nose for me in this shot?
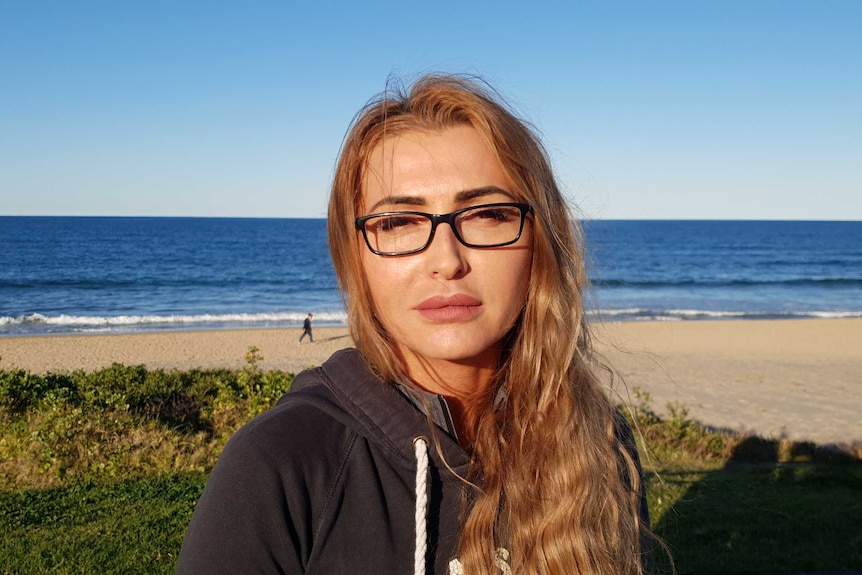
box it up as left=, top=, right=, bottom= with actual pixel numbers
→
left=424, top=221, right=467, bottom=279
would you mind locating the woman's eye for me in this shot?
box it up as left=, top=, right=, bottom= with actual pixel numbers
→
left=375, top=215, right=422, bottom=232
left=469, top=207, right=516, bottom=222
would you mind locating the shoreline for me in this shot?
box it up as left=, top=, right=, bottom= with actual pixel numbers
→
left=1, top=318, right=860, bottom=446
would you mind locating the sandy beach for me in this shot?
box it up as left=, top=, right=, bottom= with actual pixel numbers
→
left=1, top=319, right=860, bottom=446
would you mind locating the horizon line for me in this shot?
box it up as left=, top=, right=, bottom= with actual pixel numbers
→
left=1, top=214, right=860, bottom=223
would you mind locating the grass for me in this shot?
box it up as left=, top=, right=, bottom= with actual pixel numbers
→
left=1, top=473, right=204, bottom=575
left=627, top=388, right=862, bottom=574
left=1, top=360, right=860, bottom=574
left=647, top=464, right=862, bottom=573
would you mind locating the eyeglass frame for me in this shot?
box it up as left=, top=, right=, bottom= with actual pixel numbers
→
left=354, top=202, right=533, bottom=256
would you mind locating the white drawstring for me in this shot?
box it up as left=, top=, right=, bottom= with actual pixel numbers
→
left=413, top=436, right=429, bottom=575
left=413, top=437, right=513, bottom=575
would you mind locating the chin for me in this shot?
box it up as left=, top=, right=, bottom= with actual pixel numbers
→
left=416, top=338, right=501, bottom=364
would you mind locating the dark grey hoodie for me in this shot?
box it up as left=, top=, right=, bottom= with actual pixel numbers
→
left=176, top=348, right=650, bottom=574
left=177, top=348, right=470, bottom=574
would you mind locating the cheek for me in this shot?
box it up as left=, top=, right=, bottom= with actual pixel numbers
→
left=488, top=251, right=533, bottom=324
left=360, top=253, right=383, bottom=304
left=361, top=254, right=407, bottom=316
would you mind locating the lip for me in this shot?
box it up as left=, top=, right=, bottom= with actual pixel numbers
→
left=415, top=294, right=482, bottom=322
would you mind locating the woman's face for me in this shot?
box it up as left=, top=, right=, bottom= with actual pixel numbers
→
left=359, top=125, right=533, bottom=381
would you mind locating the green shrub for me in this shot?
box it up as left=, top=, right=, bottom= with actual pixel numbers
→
left=0, top=369, right=77, bottom=415
left=0, top=352, right=295, bottom=490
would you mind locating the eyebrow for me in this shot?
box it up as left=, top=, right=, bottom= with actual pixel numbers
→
left=367, top=186, right=513, bottom=213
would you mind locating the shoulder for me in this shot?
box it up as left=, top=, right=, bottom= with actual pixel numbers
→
left=222, top=348, right=381, bottom=475
left=223, top=378, right=353, bottom=476
left=177, top=381, right=356, bottom=574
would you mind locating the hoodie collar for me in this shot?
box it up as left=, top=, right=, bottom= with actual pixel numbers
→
left=309, top=348, right=471, bottom=476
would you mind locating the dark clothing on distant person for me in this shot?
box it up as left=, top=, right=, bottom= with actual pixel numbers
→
left=299, top=315, right=313, bottom=343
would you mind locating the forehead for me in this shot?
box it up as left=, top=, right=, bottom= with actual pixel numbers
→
left=360, top=125, right=514, bottom=211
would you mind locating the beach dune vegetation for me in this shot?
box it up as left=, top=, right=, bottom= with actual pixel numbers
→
left=0, top=348, right=294, bottom=490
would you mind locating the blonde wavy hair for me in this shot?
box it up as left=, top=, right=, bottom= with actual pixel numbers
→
left=328, top=74, right=651, bottom=574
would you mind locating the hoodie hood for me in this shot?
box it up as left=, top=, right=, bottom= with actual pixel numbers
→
left=288, top=348, right=475, bottom=575
left=288, top=347, right=472, bottom=480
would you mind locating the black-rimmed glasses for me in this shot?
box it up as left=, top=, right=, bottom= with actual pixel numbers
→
left=355, top=202, right=532, bottom=256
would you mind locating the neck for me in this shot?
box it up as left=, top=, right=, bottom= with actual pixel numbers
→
left=400, top=352, right=499, bottom=448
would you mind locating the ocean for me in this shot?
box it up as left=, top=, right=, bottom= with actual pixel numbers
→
left=1, top=217, right=860, bottom=336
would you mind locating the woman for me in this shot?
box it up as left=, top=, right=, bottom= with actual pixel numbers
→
left=177, top=75, right=652, bottom=575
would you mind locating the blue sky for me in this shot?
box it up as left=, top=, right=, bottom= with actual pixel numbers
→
left=1, top=1, right=859, bottom=219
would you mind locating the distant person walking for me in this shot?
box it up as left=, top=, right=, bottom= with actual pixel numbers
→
left=299, top=313, right=313, bottom=343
